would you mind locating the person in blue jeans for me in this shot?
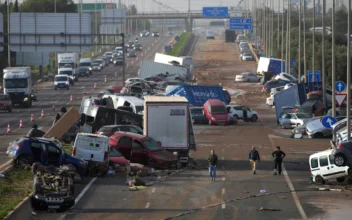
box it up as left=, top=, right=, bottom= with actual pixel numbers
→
left=208, top=149, right=218, bottom=182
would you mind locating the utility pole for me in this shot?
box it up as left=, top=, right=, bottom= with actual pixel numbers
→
left=322, top=0, right=327, bottom=112
left=303, top=0, right=307, bottom=82
left=347, top=0, right=351, bottom=141
left=288, top=0, right=291, bottom=73
left=298, top=0, right=301, bottom=82
left=188, top=0, right=190, bottom=32
left=266, top=0, right=269, bottom=56
left=270, top=0, right=274, bottom=56
left=332, top=0, right=336, bottom=117
left=7, top=0, right=10, bottom=67
left=277, top=0, right=280, bottom=50
left=312, top=0, right=316, bottom=82
left=285, top=1, right=289, bottom=72
left=281, top=0, right=284, bottom=72
left=268, top=0, right=271, bottom=56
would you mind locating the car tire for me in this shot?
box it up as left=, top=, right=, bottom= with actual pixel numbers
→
left=247, top=79, right=250, bottom=82
left=147, top=159, right=157, bottom=169
left=296, top=123, right=302, bottom=127
left=251, top=115, right=258, bottom=122
left=16, top=155, right=33, bottom=168
left=334, top=154, right=347, bottom=166
left=233, top=115, right=239, bottom=120
left=314, top=132, right=324, bottom=138
left=316, top=175, right=325, bottom=185
left=336, top=177, right=345, bottom=183
left=348, top=169, right=352, bottom=179
left=54, top=87, right=57, bottom=90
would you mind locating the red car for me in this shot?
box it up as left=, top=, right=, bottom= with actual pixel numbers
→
left=0, top=94, right=12, bottom=112
left=111, top=85, right=123, bottom=93
left=109, top=132, right=178, bottom=169
left=109, top=147, right=129, bottom=166
left=203, top=99, right=230, bottom=125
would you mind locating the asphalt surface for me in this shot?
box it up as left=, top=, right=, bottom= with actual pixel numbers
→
left=0, top=36, right=173, bottom=167
left=5, top=36, right=352, bottom=220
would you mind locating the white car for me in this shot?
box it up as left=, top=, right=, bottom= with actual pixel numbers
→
left=309, top=149, right=351, bottom=184
left=125, top=77, right=145, bottom=85
left=227, top=105, right=259, bottom=122
left=242, top=52, right=253, bottom=61
left=266, top=95, right=274, bottom=106
left=235, top=72, right=260, bottom=82
left=279, top=112, right=311, bottom=129
left=274, top=72, right=298, bottom=82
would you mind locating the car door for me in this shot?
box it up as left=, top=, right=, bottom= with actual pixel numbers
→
left=290, top=114, right=299, bottom=126
left=319, top=155, right=330, bottom=179
left=131, top=140, right=148, bottom=165
left=235, top=106, right=244, bottom=118
left=46, top=144, right=62, bottom=167
left=115, top=136, right=132, bottom=160
left=280, top=113, right=291, bottom=126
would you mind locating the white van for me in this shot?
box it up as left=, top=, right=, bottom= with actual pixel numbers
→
left=73, top=133, right=110, bottom=164
left=309, top=149, right=351, bottom=184
left=102, top=95, right=144, bottom=114
left=79, top=58, right=92, bottom=73
left=54, top=74, right=70, bottom=90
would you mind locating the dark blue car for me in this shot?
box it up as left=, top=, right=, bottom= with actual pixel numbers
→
left=190, top=107, right=209, bottom=124
left=6, top=137, right=87, bottom=177
left=263, top=79, right=292, bottom=92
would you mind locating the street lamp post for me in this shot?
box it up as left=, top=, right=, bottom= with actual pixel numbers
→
left=332, top=0, right=336, bottom=117
left=298, top=0, right=302, bottom=83
left=322, top=0, right=327, bottom=112
left=312, top=0, right=315, bottom=82
left=346, top=0, right=351, bottom=141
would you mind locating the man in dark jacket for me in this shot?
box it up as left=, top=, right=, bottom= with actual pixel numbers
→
left=27, top=124, right=45, bottom=138
left=272, top=146, right=286, bottom=175
left=249, top=146, right=260, bottom=174
left=208, top=149, right=218, bottom=182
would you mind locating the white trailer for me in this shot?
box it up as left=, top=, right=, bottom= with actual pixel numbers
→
left=3, top=67, right=33, bottom=107
left=144, top=96, right=196, bottom=165
left=154, top=53, right=194, bottom=77
left=58, top=53, right=80, bottom=82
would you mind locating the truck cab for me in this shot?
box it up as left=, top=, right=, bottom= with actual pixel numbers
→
left=58, top=67, right=76, bottom=85
left=58, top=53, right=79, bottom=82
left=3, top=67, right=33, bottom=107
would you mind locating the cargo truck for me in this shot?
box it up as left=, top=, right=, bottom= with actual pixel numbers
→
left=3, top=67, right=33, bottom=107
left=257, top=57, right=286, bottom=75
left=58, top=53, right=79, bottom=82
left=144, top=96, right=196, bottom=166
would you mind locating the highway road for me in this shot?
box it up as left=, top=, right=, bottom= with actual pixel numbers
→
left=0, top=36, right=173, bottom=168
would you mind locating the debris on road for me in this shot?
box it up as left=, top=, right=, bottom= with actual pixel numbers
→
left=258, top=207, right=282, bottom=212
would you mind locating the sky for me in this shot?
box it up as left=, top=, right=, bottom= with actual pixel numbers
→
left=14, top=0, right=347, bottom=13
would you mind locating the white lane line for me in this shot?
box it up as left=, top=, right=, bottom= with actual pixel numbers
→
left=268, top=135, right=307, bottom=220
left=222, top=188, right=225, bottom=195
left=222, top=177, right=225, bottom=181
left=221, top=156, right=224, bottom=160
left=152, top=188, right=156, bottom=193
left=75, top=177, right=97, bottom=203
left=222, top=204, right=226, bottom=209
left=0, top=160, right=12, bottom=172
left=145, top=202, right=150, bottom=209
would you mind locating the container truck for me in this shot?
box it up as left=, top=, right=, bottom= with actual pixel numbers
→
left=58, top=53, right=79, bottom=82
left=144, top=96, right=196, bottom=166
left=154, top=53, right=194, bottom=76
left=3, top=67, right=33, bottom=107
left=257, top=57, right=286, bottom=75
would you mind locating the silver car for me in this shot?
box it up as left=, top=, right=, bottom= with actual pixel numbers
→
left=306, top=116, right=345, bottom=138
left=291, top=116, right=323, bottom=138
left=279, top=113, right=311, bottom=129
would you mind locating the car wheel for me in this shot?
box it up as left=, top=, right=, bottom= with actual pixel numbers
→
left=336, top=177, right=345, bottom=183
left=16, top=155, right=33, bottom=168
left=233, top=115, right=239, bottom=120
left=348, top=169, right=352, bottom=179
left=334, top=154, right=347, bottom=166
left=347, top=178, right=352, bottom=184
left=251, top=115, right=258, bottom=122
left=316, top=176, right=325, bottom=185
left=296, top=123, right=301, bottom=127
left=147, top=159, right=157, bottom=168
left=54, top=87, right=57, bottom=90
left=247, top=79, right=250, bottom=82
left=314, top=132, right=324, bottom=138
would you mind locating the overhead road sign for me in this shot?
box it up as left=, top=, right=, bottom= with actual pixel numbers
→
left=335, top=81, right=346, bottom=93
left=202, top=7, right=229, bottom=18
left=0, top=13, right=3, bottom=51
left=336, top=94, right=347, bottom=107
left=101, top=9, right=126, bottom=25
left=229, top=18, right=252, bottom=30
left=321, top=116, right=338, bottom=129
left=10, top=13, right=92, bottom=52
left=307, top=70, right=321, bottom=83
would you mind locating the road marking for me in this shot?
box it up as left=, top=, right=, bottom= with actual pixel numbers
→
left=268, top=135, right=307, bottom=220
left=222, top=177, right=225, bottom=181
left=145, top=202, right=150, bottom=208
left=75, top=177, right=97, bottom=203
left=0, top=160, right=12, bottom=172
left=222, top=204, right=226, bottom=209
left=222, top=188, right=225, bottom=195
left=152, top=188, right=156, bottom=193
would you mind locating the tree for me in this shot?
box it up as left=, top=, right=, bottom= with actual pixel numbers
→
left=20, top=0, right=76, bottom=13
left=14, top=0, right=19, bottom=12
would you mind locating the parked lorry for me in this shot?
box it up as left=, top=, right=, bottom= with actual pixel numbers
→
left=138, top=60, right=189, bottom=80
left=144, top=96, right=196, bottom=166
left=257, top=57, right=286, bottom=75
left=274, top=82, right=322, bottom=123
left=165, top=85, right=229, bottom=106
left=58, top=53, right=79, bottom=82
left=154, top=53, right=194, bottom=76
left=3, top=67, right=33, bottom=107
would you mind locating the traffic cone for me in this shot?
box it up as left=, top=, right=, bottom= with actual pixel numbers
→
left=31, top=114, right=34, bottom=122
left=19, top=119, right=24, bottom=128
left=7, top=124, right=11, bottom=133
left=41, top=109, right=44, bottom=118
left=52, top=104, right=55, bottom=112
left=94, top=83, right=97, bottom=89
left=70, top=95, right=73, bottom=102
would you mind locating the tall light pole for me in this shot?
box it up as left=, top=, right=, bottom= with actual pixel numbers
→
left=281, top=0, right=284, bottom=72
left=312, top=0, right=315, bottom=82
left=298, top=0, right=302, bottom=82
left=322, top=0, right=327, bottom=112
left=347, top=0, right=351, bottom=141
left=285, top=0, right=289, bottom=72
left=331, top=0, right=336, bottom=117
left=7, top=0, right=11, bottom=67
left=270, top=0, right=274, bottom=56
left=287, top=0, right=291, bottom=73
left=277, top=0, right=280, bottom=50
left=303, top=0, right=307, bottom=82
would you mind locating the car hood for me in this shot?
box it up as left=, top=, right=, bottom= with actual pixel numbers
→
left=212, top=114, right=228, bottom=120
left=153, top=150, right=177, bottom=160
left=306, top=118, right=325, bottom=132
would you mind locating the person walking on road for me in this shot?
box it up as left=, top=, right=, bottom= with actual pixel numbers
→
left=208, top=150, right=218, bottom=182
left=249, top=146, right=260, bottom=174
left=272, top=146, right=286, bottom=175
